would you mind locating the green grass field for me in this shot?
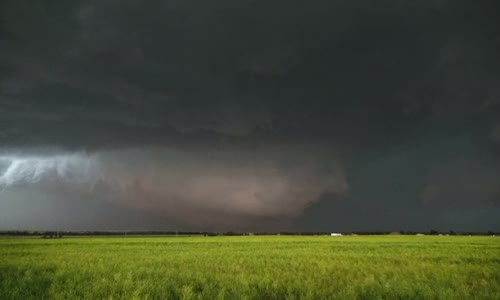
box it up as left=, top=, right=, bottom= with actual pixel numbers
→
left=1, top=235, right=499, bottom=299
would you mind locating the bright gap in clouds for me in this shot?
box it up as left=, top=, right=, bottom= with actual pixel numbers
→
left=0, top=153, right=99, bottom=189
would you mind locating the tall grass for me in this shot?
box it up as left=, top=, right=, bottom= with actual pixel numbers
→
left=1, top=236, right=499, bottom=299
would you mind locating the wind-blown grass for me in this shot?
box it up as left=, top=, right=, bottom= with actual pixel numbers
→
left=1, top=235, right=499, bottom=299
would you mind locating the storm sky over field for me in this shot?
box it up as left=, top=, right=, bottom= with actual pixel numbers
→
left=1, top=0, right=499, bottom=231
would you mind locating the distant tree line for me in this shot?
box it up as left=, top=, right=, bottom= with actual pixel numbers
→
left=0, top=230, right=497, bottom=237
left=41, top=232, right=63, bottom=239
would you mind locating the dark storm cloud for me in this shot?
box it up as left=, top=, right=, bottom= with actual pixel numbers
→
left=0, top=0, right=499, bottom=230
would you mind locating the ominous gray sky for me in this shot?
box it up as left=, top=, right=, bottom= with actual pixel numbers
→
left=1, top=0, right=499, bottom=232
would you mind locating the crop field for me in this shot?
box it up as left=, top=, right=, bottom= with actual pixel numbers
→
left=1, top=235, right=499, bottom=299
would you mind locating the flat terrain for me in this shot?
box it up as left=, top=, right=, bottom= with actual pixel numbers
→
left=1, top=235, right=499, bottom=299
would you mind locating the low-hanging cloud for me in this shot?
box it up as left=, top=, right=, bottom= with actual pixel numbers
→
left=0, top=145, right=348, bottom=229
